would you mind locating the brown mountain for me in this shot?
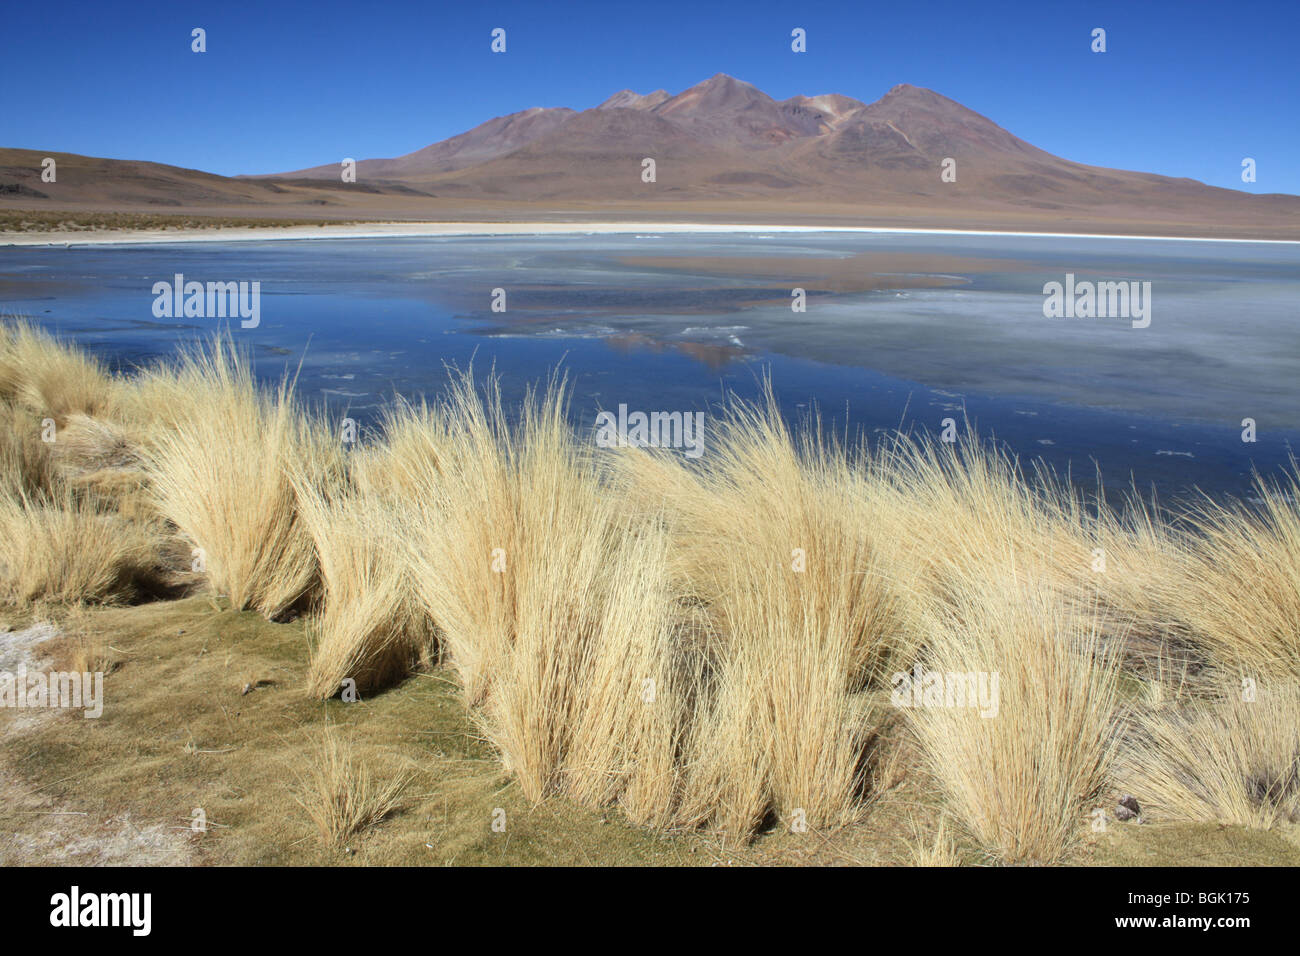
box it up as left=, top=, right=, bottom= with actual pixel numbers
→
left=597, top=89, right=671, bottom=111
left=651, top=73, right=826, bottom=145
left=4, top=74, right=1297, bottom=239
left=277, top=106, right=579, bottom=180
left=252, top=74, right=1300, bottom=229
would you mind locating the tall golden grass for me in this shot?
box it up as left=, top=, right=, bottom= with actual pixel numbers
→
left=0, top=327, right=158, bottom=604
left=0, top=402, right=56, bottom=497
left=1166, top=474, right=1300, bottom=681
left=1116, top=684, right=1300, bottom=827
left=907, top=577, right=1121, bottom=863
left=140, top=339, right=322, bottom=619
left=0, top=483, right=158, bottom=605
left=288, top=437, right=436, bottom=699
left=387, top=372, right=697, bottom=814
left=0, top=320, right=112, bottom=419
left=4, top=317, right=1300, bottom=859
left=618, top=399, right=902, bottom=832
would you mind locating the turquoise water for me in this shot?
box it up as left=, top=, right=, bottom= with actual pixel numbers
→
left=2, top=231, right=1298, bottom=501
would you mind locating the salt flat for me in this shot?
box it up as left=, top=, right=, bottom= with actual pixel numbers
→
left=5, top=220, right=1300, bottom=248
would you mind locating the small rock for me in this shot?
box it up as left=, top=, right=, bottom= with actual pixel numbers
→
left=1115, top=794, right=1141, bottom=821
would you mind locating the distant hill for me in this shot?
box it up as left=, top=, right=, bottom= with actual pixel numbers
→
left=4, top=74, right=1297, bottom=238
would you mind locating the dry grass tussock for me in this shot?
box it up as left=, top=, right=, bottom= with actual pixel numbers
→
left=1115, top=684, right=1300, bottom=828
left=0, top=320, right=113, bottom=419
left=869, top=429, right=1097, bottom=631
left=0, top=402, right=57, bottom=497
left=288, top=436, right=436, bottom=699
left=0, top=322, right=167, bottom=604
left=5, top=319, right=1300, bottom=858
left=389, top=372, right=697, bottom=820
left=907, top=812, right=961, bottom=866
left=0, top=482, right=159, bottom=605
left=907, top=573, right=1122, bottom=863
left=291, top=726, right=412, bottom=848
left=1159, top=473, right=1300, bottom=682
left=618, top=395, right=904, bottom=833
left=140, top=337, right=325, bottom=619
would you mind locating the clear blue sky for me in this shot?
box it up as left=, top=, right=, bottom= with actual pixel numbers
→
left=3, top=0, right=1297, bottom=193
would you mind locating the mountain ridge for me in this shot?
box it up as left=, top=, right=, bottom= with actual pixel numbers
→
left=255, top=74, right=1260, bottom=212
left=3, top=74, right=1297, bottom=240
left=271, top=75, right=1040, bottom=179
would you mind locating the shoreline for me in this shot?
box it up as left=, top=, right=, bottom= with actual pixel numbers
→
left=5, top=220, right=1300, bottom=247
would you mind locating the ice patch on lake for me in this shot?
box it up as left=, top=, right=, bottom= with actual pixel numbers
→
left=488, top=326, right=618, bottom=339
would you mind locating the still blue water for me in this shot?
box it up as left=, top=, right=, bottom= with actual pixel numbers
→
left=2, top=231, right=1298, bottom=502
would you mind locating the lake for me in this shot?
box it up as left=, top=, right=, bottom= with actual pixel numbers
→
left=3, top=230, right=1298, bottom=502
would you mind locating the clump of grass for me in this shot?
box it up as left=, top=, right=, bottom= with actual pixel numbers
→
left=1166, top=471, right=1300, bottom=680
left=556, top=510, right=698, bottom=825
left=907, top=575, right=1121, bottom=865
left=392, top=371, right=696, bottom=813
left=52, top=605, right=119, bottom=675
left=291, top=727, right=411, bottom=849
left=142, top=337, right=324, bottom=619
left=0, top=484, right=158, bottom=605
left=1087, top=490, right=1202, bottom=678
left=68, top=630, right=114, bottom=675
left=907, top=813, right=961, bottom=866
left=873, top=427, right=1096, bottom=634
left=0, top=319, right=113, bottom=418
left=42, top=412, right=159, bottom=521
left=0, top=402, right=56, bottom=496
left=1115, top=685, right=1300, bottom=828
left=290, top=437, right=436, bottom=700
left=47, top=412, right=141, bottom=474
left=0, top=325, right=156, bottom=509
left=622, top=394, right=902, bottom=834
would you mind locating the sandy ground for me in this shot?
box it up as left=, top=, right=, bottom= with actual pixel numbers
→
left=5, top=221, right=1300, bottom=247
left=0, top=623, right=192, bottom=865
